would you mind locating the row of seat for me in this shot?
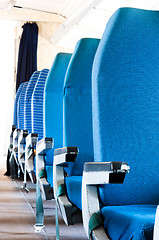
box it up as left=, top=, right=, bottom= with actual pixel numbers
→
left=7, top=7, right=159, bottom=240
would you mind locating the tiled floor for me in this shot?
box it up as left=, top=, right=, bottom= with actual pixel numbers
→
left=0, top=156, right=87, bottom=240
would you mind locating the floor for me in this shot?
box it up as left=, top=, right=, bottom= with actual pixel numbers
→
left=0, top=156, right=87, bottom=240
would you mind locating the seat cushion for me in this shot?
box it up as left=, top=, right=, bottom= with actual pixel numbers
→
left=101, top=205, right=156, bottom=240
left=45, top=165, right=53, bottom=187
left=45, top=148, right=54, bottom=166
left=65, top=176, right=82, bottom=210
left=33, top=156, right=36, bottom=174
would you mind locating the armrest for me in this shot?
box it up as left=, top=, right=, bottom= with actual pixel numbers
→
left=13, top=128, right=21, bottom=151
left=82, top=161, right=130, bottom=238
left=53, top=146, right=81, bottom=225
left=26, top=133, right=38, bottom=148
left=54, top=146, right=78, bottom=166
left=36, top=137, right=54, bottom=174
left=83, top=161, right=130, bottom=185
left=25, top=133, right=38, bottom=166
left=18, top=130, right=28, bottom=159
left=36, top=137, right=54, bottom=200
left=10, top=125, right=16, bottom=137
left=10, top=125, right=16, bottom=147
left=36, top=137, right=53, bottom=155
left=13, top=128, right=21, bottom=140
left=18, top=130, right=28, bottom=144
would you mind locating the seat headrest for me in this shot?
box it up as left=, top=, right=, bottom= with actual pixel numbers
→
left=45, top=53, right=72, bottom=93
left=64, top=38, right=100, bottom=90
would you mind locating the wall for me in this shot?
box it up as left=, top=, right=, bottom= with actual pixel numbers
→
left=15, top=21, right=73, bottom=73
left=37, top=22, right=73, bottom=70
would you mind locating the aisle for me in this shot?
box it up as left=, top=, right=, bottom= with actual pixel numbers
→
left=0, top=156, right=87, bottom=240
left=0, top=157, right=46, bottom=239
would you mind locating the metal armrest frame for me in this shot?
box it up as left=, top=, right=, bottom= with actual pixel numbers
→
left=36, top=137, right=54, bottom=200
left=82, top=162, right=129, bottom=239
left=5, top=125, right=16, bottom=177
left=10, top=128, right=21, bottom=178
left=53, top=146, right=82, bottom=225
left=18, top=130, right=28, bottom=173
left=13, top=128, right=21, bottom=153
left=9, top=125, right=16, bottom=151
left=25, top=133, right=38, bottom=183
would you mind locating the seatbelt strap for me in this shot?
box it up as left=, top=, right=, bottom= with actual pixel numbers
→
left=55, top=199, right=60, bottom=240
left=89, top=211, right=104, bottom=239
left=35, top=179, right=44, bottom=228
left=55, top=184, right=67, bottom=240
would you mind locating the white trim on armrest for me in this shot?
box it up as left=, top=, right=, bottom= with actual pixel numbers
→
left=154, top=205, right=159, bottom=240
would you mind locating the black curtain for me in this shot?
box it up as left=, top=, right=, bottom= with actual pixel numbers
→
left=16, top=22, right=38, bottom=91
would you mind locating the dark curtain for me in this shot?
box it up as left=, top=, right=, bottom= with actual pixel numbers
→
left=16, top=22, right=38, bottom=91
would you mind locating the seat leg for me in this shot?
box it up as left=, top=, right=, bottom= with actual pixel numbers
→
left=34, top=179, right=44, bottom=232
left=9, top=153, right=17, bottom=179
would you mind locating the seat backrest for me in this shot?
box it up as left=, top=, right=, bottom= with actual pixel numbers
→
left=63, top=38, right=100, bottom=176
left=13, top=82, right=25, bottom=127
left=17, top=81, right=28, bottom=129
left=32, top=69, right=49, bottom=140
left=24, top=71, right=40, bottom=133
left=92, top=7, right=159, bottom=206
left=44, top=53, right=72, bottom=165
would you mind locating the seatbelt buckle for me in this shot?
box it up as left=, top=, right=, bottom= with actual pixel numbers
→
left=34, top=224, right=45, bottom=233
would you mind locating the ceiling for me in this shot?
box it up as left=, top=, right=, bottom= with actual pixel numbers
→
left=0, top=0, right=159, bottom=48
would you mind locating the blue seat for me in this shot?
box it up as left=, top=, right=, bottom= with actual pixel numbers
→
left=82, top=7, right=159, bottom=240
left=17, top=81, right=28, bottom=130
left=64, top=38, right=99, bottom=208
left=44, top=53, right=72, bottom=188
left=30, top=69, right=49, bottom=175
left=13, top=82, right=25, bottom=127
left=35, top=53, right=72, bottom=228
left=9, top=81, right=28, bottom=178
left=6, top=82, right=26, bottom=176
left=32, top=69, right=49, bottom=141
left=36, top=53, right=72, bottom=186
left=53, top=38, right=100, bottom=225
left=24, top=71, right=40, bottom=133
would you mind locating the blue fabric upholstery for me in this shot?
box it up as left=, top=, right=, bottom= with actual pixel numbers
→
left=93, top=7, right=159, bottom=206
left=92, top=7, right=159, bottom=239
left=44, top=53, right=72, bottom=152
left=44, top=53, right=72, bottom=186
left=32, top=69, right=49, bottom=140
left=65, top=176, right=82, bottom=210
left=45, top=165, right=53, bottom=188
left=17, top=81, right=28, bottom=129
left=45, top=149, right=54, bottom=166
left=63, top=38, right=100, bottom=177
left=13, top=82, right=25, bottom=127
left=34, top=156, right=36, bottom=174
left=101, top=205, right=156, bottom=240
left=24, top=71, right=40, bottom=133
